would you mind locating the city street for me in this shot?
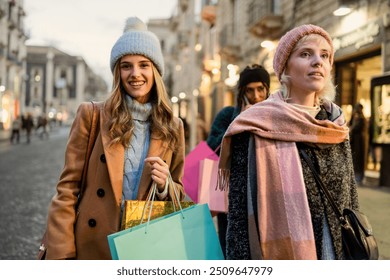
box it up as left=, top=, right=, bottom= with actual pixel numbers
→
left=0, top=126, right=69, bottom=260
left=0, top=125, right=389, bottom=260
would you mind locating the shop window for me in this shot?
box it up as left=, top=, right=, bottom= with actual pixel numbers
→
left=337, top=64, right=355, bottom=121
left=371, top=81, right=390, bottom=144
left=336, top=54, right=381, bottom=123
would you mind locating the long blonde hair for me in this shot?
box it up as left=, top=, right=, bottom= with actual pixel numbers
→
left=106, top=62, right=180, bottom=150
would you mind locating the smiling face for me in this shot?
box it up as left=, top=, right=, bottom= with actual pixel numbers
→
left=120, top=54, right=155, bottom=104
left=285, top=34, right=332, bottom=105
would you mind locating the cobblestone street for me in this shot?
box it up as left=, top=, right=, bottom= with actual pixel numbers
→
left=0, top=126, right=69, bottom=260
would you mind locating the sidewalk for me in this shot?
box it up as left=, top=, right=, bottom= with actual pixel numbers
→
left=0, top=129, right=10, bottom=142
left=356, top=177, right=390, bottom=260
left=362, top=170, right=381, bottom=188
left=0, top=128, right=47, bottom=143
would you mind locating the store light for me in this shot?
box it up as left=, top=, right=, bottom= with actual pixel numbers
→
left=171, top=96, right=179, bottom=103
left=211, top=68, right=219, bottom=75
left=333, top=6, right=352, bottom=16
left=261, top=40, right=275, bottom=51
left=179, top=92, right=186, bottom=99
left=224, top=64, right=239, bottom=87
left=195, top=43, right=202, bottom=52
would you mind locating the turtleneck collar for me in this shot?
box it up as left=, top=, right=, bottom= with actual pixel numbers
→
left=125, top=94, right=152, bottom=121
left=290, top=103, right=321, bottom=118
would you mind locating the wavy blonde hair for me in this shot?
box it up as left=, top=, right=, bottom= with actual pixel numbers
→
left=106, top=62, right=180, bottom=150
left=279, top=34, right=336, bottom=105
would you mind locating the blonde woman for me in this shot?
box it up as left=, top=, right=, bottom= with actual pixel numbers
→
left=218, top=25, right=360, bottom=260
left=41, top=17, right=185, bottom=259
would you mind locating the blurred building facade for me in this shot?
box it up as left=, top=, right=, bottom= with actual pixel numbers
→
left=161, top=0, right=388, bottom=135
left=0, top=0, right=27, bottom=130
left=26, top=45, right=107, bottom=125
left=0, top=0, right=108, bottom=131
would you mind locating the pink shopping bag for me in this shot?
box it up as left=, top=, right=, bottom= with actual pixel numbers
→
left=198, top=158, right=228, bottom=213
left=183, top=141, right=219, bottom=203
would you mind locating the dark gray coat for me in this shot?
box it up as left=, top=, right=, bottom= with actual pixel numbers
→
left=226, top=110, right=359, bottom=260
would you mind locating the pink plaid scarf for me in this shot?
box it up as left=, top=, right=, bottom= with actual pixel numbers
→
left=218, top=92, right=349, bottom=259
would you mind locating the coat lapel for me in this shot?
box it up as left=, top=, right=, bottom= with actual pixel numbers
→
left=100, top=105, right=124, bottom=206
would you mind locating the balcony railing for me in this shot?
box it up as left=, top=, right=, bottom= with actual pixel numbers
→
left=219, top=23, right=240, bottom=62
left=247, top=0, right=283, bottom=39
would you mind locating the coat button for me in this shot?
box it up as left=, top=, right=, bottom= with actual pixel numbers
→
left=100, top=154, right=106, bottom=163
left=88, top=219, right=97, bottom=227
left=97, top=188, right=105, bottom=197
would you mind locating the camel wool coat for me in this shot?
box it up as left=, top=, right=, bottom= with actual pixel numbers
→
left=44, top=101, right=185, bottom=259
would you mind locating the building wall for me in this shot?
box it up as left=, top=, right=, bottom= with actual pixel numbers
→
left=0, top=0, right=108, bottom=131
left=193, top=0, right=390, bottom=118
left=0, top=0, right=27, bottom=130
left=26, top=45, right=107, bottom=125
left=143, top=0, right=390, bottom=151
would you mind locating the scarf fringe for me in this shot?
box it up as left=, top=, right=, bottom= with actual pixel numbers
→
left=216, top=168, right=230, bottom=191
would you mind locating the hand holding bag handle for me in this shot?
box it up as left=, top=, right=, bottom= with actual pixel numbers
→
left=37, top=101, right=100, bottom=260
left=107, top=173, right=224, bottom=260
left=298, top=145, right=378, bottom=260
left=141, top=173, right=184, bottom=233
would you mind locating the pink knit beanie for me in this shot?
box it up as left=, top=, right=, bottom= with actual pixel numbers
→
left=273, top=24, right=334, bottom=80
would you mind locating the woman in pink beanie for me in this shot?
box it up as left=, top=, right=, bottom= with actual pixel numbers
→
left=217, top=24, right=366, bottom=260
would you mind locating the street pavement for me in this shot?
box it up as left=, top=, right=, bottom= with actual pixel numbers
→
left=0, top=126, right=389, bottom=260
left=0, top=126, right=69, bottom=260
left=356, top=180, right=390, bottom=260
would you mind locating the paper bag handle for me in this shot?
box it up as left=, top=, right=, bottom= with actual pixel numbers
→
left=140, top=172, right=184, bottom=233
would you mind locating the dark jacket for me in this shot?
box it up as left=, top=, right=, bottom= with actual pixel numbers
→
left=207, top=106, right=240, bottom=154
left=226, top=107, right=359, bottom=260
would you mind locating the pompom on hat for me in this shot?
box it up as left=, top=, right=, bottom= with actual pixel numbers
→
left=110, top=17, right=164, bottom=76
left=273, top=24, right=334, bottom=80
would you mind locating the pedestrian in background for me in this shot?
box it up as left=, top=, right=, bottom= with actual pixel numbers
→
left=218, top=24, right=360, bottom=259
left=368, top=116, right=381, bottom=171
left=40, top=17, right=185, bottom=259
left=24, top=113, right=34, bottom=144
left=348, top=103, right=368, bottom=184
left=10, top=116, right=22, bottom=144
left=36, top=114, right=49, bottom=139
left=206, top=64, right=270, bottom=258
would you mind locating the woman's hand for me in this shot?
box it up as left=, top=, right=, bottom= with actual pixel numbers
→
left=144, top=157, right=169, bottom=191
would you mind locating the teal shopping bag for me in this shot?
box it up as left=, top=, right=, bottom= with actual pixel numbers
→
left=107, top=203, right=224, bottom=260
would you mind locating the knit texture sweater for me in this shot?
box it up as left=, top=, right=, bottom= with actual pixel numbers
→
left=122, top=95, right=152, bottom=200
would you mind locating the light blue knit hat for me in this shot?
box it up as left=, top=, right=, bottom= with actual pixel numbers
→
left=110, top=17, right=164, bottom=76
